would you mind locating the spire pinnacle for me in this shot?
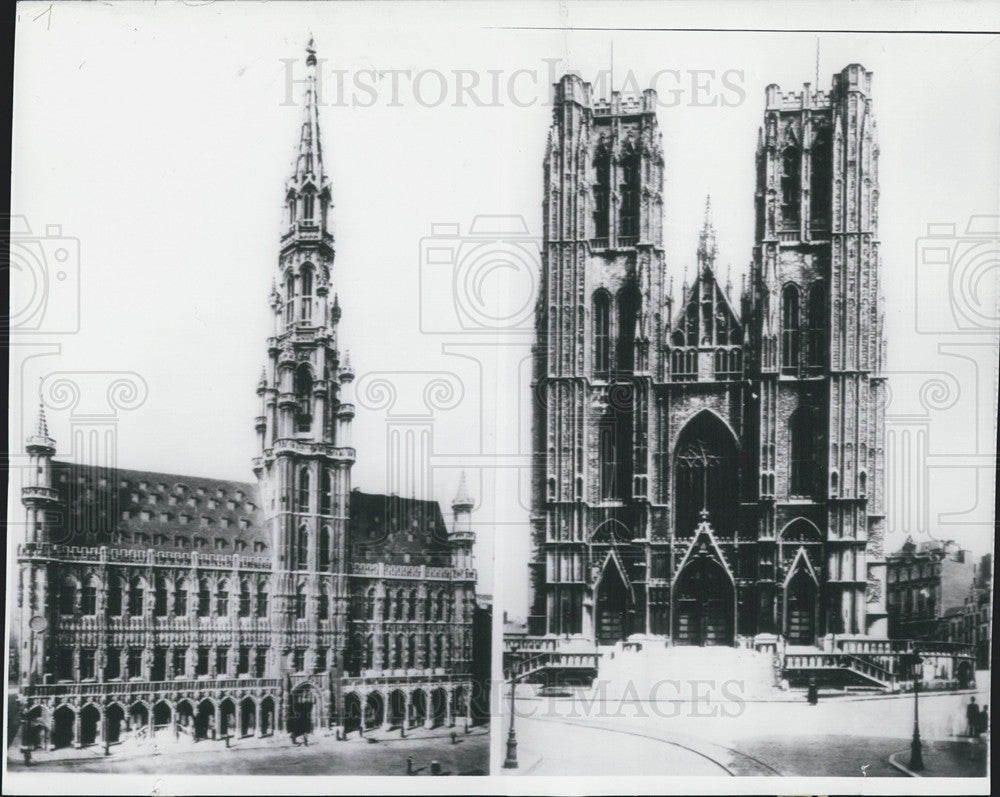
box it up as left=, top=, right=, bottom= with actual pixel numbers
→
left=291, top=35, right=325, bottom=184
left=34, top=398, right=48, bottom=439
left=452, top=471, right=474, bottom=510
left=696, top=195, right=717, bottom=270
left=27, top=383, right=56, bottom=453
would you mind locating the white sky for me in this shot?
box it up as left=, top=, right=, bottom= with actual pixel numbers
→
left=9, top=1, right=1000, bottom=621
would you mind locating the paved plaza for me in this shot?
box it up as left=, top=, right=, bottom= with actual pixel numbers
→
left=7, top=724, right=489, bottom=777
left=502, top=679, right=990, bottom=777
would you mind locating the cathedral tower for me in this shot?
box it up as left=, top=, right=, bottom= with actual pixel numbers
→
left=530, top=76, right=667, bottom=639
left=253, top=38, right=356, bottom=707
left=749, top=64, right=887, bottom=639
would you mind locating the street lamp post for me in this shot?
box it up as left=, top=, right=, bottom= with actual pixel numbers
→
left=904, top=650, right=924, bottom=771
left=503, top=645, right=519, bottom=769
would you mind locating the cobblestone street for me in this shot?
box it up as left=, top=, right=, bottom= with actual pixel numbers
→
left=7, top=725, right=490, bottom=776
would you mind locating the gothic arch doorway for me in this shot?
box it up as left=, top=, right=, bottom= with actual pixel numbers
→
left=595, top=559, right=630, bottom=645
left=672, top=557, right=734, bottom=646
left=290, top=684, right=320, bottom=735
left=785, top=569, right=818, bottom=645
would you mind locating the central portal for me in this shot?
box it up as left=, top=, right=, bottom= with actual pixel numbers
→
left=672, top=558, right=734, bottom=646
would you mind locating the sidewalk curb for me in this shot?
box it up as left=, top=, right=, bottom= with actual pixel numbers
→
left=888, top=750, right=922, bottom=777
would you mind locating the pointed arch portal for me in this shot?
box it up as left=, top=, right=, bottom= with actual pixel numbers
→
left=785, top=567, right=819, bottom=645
left=672, top=556, right=734, bottom=646
left=595, top=558, right=630, bottom=645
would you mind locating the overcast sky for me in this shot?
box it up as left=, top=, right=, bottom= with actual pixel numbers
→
left=9, top=1, right=999, bottom=619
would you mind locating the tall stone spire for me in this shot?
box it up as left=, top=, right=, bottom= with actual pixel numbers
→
left=696, top=195, right=717, bottom=271
left=293, top=35, right=324, bottom=183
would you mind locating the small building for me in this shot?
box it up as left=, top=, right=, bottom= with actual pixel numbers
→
left=886, top=536, right=976, bottom=641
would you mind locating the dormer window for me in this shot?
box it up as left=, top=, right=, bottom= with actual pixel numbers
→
left=235, top=490, right=245, bottom=501
left=200, top=516, right=212, bottom=528
left=140, top=510, right=151, bottom=522
left=221, top=518, right=231, bottom=529
left=179, top=513, right=190, bottom=526
left=187, top=497, right=197, bottom=507
left=147, top=494, right=158, bottom=505
left=139, top=481, right=148, bottom=491
left=159, top=512, right=170, bottom=523
left=239, top=518, right=250, bottom=530
left=226, top=500, right=236, bottom=511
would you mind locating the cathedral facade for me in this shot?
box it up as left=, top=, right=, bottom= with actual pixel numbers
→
left=14, top=42, right=477, bottom=752
left=528, top=64, right=888, bottom=649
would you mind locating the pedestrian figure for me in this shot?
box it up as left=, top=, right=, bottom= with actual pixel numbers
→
left=21, top=747, right=31, bottom=767
left=451, top=731, right=457, bottom=745
left=807, top=677, right=818, bottom=705
left=979, top=705, right=989, bottom=736
left=406, top=755, right=414, bottom=775
left=966, top=696, right=980, bottom=737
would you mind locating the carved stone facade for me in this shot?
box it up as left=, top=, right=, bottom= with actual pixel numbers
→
left=529, top=65, right=888, bottom=648
left=14, top=41, right=476, bottom=752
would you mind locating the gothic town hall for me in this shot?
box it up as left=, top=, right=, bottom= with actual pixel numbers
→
left=15, top=42, right=477, bottom=751
left=527, top=64, right=890, bottom=656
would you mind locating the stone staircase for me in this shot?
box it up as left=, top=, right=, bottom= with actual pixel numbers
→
left=594, top=640, right=780, bottom=700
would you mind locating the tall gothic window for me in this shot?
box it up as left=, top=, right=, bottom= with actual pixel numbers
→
left=319, top=525, right=331, bottom=570
left=599, top=423, right=620, bottom=500
left=287, top=195, right=296, bottom=225
left=806, top=283, right=825, bottom=368
left=108, top=578, right=123, bottom=616
left=303, top=191, right=315, bottom=222
left=295, top=585, right=307, bottom=619
left=297, top=466, right=310, bottom=513
left=300, top=265, right=313, bottom=322
left=128, top=577, right=145, bottom=617
left=153, top=578, right=168, bottom=617
left=239, top=581, right=251, bottom=617
left=789, top=408, right=817, bottom=496
left=294, top=366, right=313, bottom=433
left=318, top=587, right=329, bottom=620
left=82, top=578, right=98, bottom=616
left=616, top=283, right=638, bottom=373
left=59, top=578, right=77, bottom=615
left=285, top=271, right=295, bottom=325
left=296, top=524, right=309, bottom=571
left=174, top=579, right=188, bottom=616
left=197, top=579, right=211, bottom=617
left=216, top=580, right=230, bottom=616
left=593, top=148, right=610, bottom=240
left=810, top=130, right=831, bottom=227
left=619, top=150, right=640, bottom=240
left=674, top=411, right=739, bottom=538
left=320, top=469, right=333, bottom=514
left=256, top=583, right=269, bottom=617
left=781, top=284, right=800, bottom=374
left=781, top=147, right=800, bottom=227
left=593, top=290, right=611, bottom=377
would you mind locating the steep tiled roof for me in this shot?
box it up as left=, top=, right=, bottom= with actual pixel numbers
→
left=47, top=460, right=453, bottom=565
left=50, top=460, right=266, bottom=554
